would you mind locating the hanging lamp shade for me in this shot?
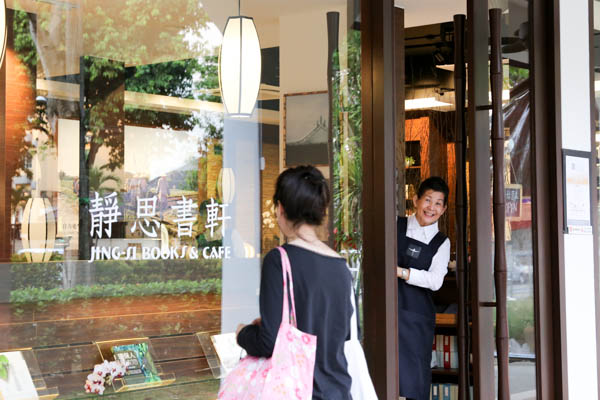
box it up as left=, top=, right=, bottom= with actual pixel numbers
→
left=218, top=16, right=261, bottom=117
left=21, top=197, right=56, bottom=262
left=217, top=167, right=236, bottom=203
left=0, top=0, right=6, bottom=67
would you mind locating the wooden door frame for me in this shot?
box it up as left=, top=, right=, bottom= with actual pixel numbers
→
left=361, top=0, right=574, bottom=398
left=361, top=0, right=399, bottom=398
left=467, top=0, right=568, bottom=397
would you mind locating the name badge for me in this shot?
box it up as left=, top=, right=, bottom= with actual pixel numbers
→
left=406, top=244, right=422, bottom=259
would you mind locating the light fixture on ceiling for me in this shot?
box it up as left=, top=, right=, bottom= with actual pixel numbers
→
left=218, top=168, right=236, bottom=204
left=0, top=0, right=6, bottom=67
left=21, top=197, right=56, bottom=262
left=405, top=97, right=452, bottom=110
left=218, top=0, right=262, bottom=118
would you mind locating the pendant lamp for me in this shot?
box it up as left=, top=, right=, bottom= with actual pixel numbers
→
left=218, top=0, right=261, bottom=117
left=20, top=127, right=56, bottom=262
left=217, top=167, right=235, bottom=203
left=21, top=197, right=56, bottom=262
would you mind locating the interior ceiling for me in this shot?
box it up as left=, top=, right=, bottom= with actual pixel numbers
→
left=395, top=0, right=466, bottom=28
left=202, top=0, right=347, bottom=31
left=395, top=0, right=528, bottom=28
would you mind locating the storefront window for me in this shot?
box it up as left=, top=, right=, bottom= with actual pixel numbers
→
left=488, top=0, right=536, bottom=397
left=593, top=0, right=600, bottom=325
left=0, top=1, right=362, bottom=397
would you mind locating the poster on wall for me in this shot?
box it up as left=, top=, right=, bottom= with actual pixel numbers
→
left=283, top=91, right=329, bottom=167
left=563, top=150, right=592, bottom=234
left=505, top=184, right=522, bottom=219
left=0, top=351, right=39, bottom=400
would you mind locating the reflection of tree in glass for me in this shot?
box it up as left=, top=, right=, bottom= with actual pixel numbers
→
left=332, top=30, right=362, bottom=255
left=125, top=55, right=222, bottom=132
left=88, top=166, right=121, bottom=196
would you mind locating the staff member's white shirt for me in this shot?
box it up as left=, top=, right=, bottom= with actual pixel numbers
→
left=405, top=214, right=450, bottom=291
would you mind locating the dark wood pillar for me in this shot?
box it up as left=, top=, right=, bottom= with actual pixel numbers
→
left=395, top=8, right=405, bottom=217
left=529, top=0, right=566, bottom=397
left=361, top=0, right=398, bottom=398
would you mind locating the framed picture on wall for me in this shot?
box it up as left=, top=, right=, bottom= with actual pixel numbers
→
left=283, top=91, right=329, bottom=167
left=505, top=183, right=523, bottom=219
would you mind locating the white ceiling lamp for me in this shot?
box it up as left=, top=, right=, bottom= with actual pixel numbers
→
left=0, top=0, right=6, bottom=67
left=21, top=197, right=56, bottom=262
left=218, top=0, right=261, bottom=117
left=405, top=97, right=452, bottom=110
left=218, top=167, right=236, bottom=204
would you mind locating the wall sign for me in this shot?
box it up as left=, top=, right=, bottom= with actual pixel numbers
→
left=505, top=184, right=522, bottom=219
left=562, top=149, right=593, bottom=234
left=88, top=193, right=232, bottom=262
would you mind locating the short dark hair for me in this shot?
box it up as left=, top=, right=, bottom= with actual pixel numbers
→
left=273, top=165, right=330, bottom=226
left=417, top=176, right=449, bottom=205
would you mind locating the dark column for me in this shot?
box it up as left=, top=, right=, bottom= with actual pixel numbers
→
left=361, top=0, right=398, bottom=398
left=530, top=0, right=565, bottom=396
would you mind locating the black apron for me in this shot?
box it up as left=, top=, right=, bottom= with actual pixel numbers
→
left=397, top=217, right=447, bottom=400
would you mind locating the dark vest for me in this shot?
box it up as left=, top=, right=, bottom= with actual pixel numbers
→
left=397, top=217, right=447, bottom=400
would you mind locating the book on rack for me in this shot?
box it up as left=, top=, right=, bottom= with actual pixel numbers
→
left=435, top=334, right=444, bottom=367
left=441, top=383, right=451, bottom=400
left=430, top=382, right=440, bottom=400
left=430, top=383, right=460, bottom=400
left=111, top=342, right=161, bottom=385
left=0, top=351, right=38, bottom=400
left=442, top=335, right=458, bottom=369
left=432, top=334, right=458, bottom=370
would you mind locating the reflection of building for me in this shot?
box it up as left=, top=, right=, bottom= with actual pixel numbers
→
left=0, top=1, right=598, bottom=399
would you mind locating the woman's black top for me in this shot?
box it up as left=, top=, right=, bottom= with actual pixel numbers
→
left=237, top=243, right=353, bottom=400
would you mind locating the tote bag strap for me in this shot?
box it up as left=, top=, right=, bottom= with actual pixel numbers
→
left=277, top=247, right=298, bottom=327
left=349, top=285, right=359, bottom=340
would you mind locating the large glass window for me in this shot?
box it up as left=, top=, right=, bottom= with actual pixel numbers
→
left=487, top=0, right=536, bottom=398
left=0, top=0, right=362, bottom=397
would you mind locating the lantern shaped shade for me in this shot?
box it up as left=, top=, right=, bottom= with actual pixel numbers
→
left=0, top=0, right=5, bottom=67
left=219, top=16, right=261, bottom=117
left=217, top=167, right=236, bottom=204
left=21, top=197, right=56, bottom=262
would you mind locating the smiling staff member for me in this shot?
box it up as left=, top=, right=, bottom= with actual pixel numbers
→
left=397, top=176, right=450, bottom=400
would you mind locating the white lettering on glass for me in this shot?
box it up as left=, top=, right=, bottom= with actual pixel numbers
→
left=89, top=192, right=121, bottom=238
left=205, top=198, right=231, bottom=238
left=131, top=196, right=160, bottom=237
left=171, top=195, right=198, bottom=237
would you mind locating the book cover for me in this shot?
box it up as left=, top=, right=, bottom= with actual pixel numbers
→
left=430, top=383, right=440, bottom=400
left=441, top=383, right=451, bottom=400
left=436, top=334, right=444, bottom=368
left=450, top=384, right=459, bottom=400
left=112, top=343, right=161, bottom=385
left=431, top=335, right=437, bottom=368
left=0, top=351, right=39, bottom=400
left=443, top=336, right=459, bottom=369
left=210, top=332, right=247, bottom=373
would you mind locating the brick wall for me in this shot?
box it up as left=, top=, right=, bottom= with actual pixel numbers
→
left=1, top=49, right=35, bottom=260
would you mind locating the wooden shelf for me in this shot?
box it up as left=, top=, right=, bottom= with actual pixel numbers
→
left=435, top=313, right=457, bottom=327
left=432, top=368, right=459, bottom=376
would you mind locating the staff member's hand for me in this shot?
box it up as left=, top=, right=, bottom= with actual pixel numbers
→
left=397, top=266, right=410, bottom=280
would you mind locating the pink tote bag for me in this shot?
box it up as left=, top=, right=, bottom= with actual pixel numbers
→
left=218, top=247, right=317, bottom=400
